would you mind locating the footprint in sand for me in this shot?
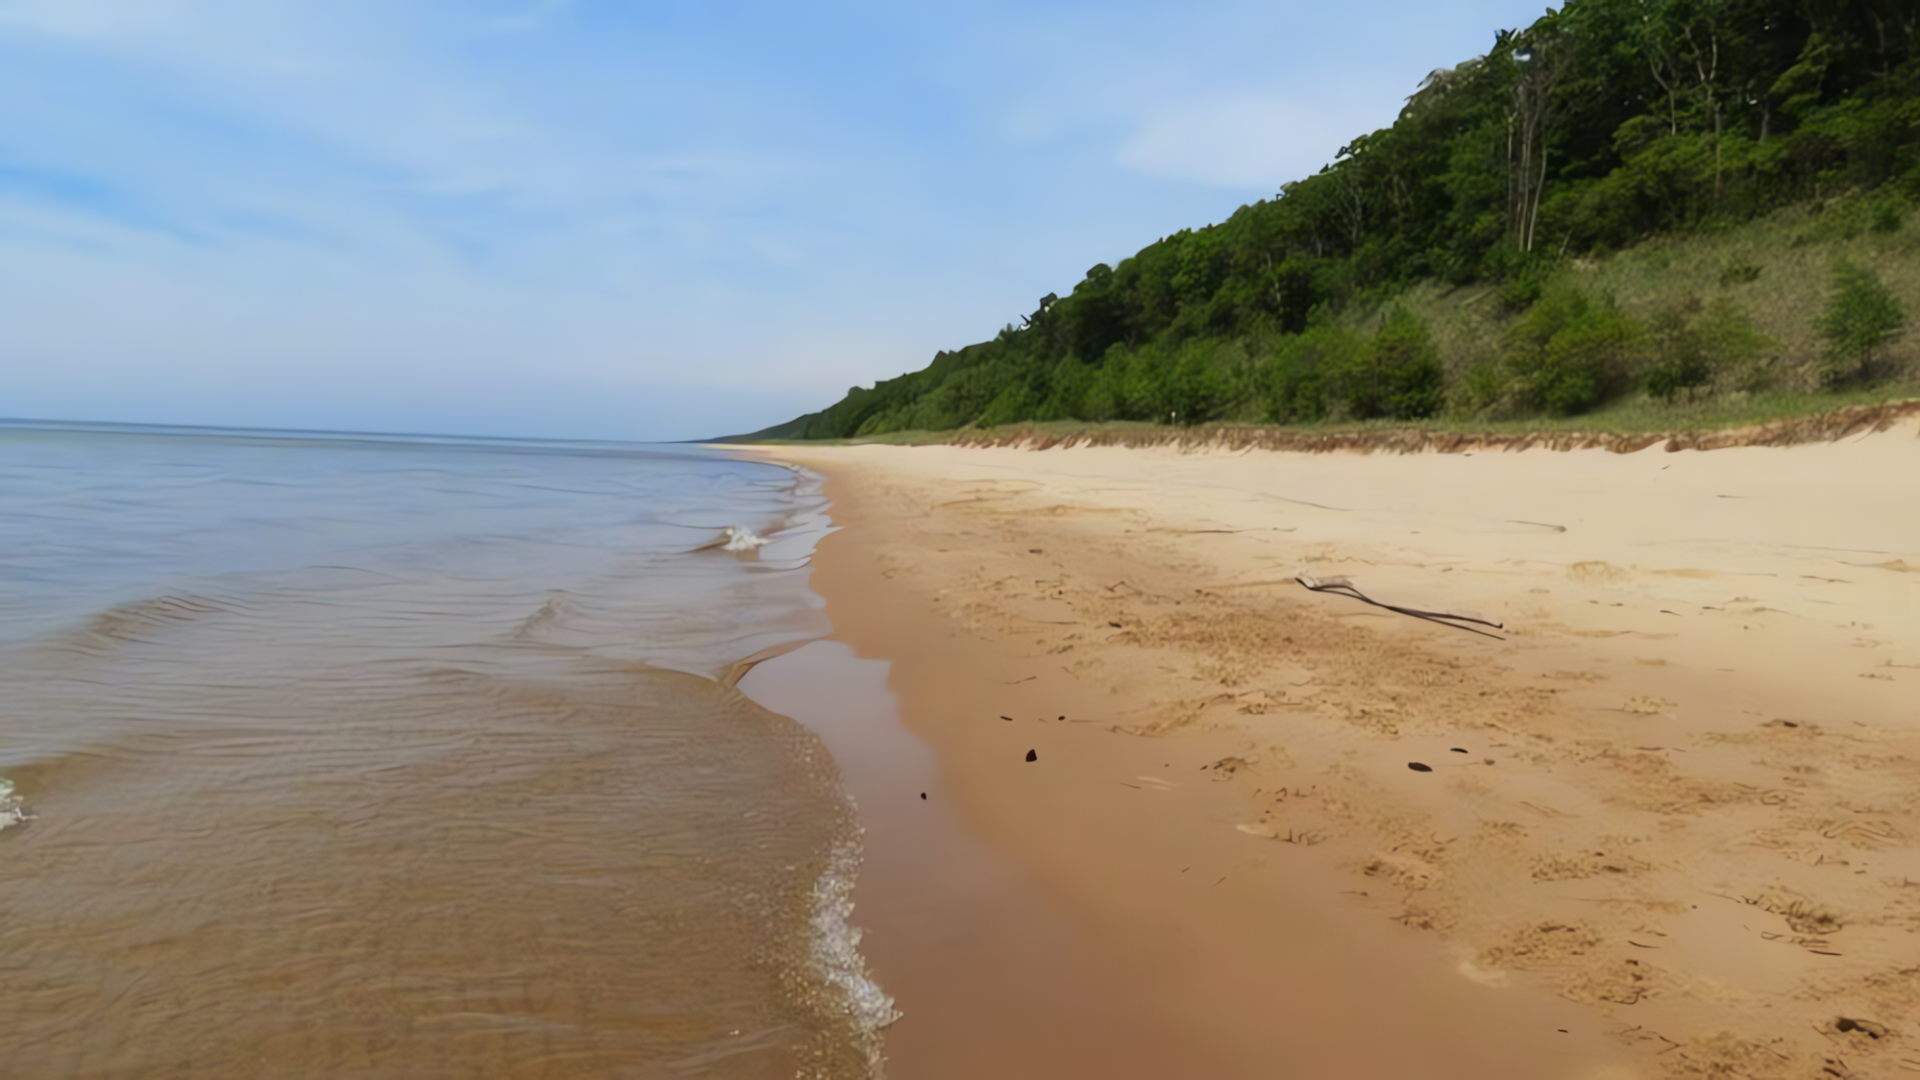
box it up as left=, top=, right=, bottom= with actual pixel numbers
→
left=1455, top=959, right=1510, bottom=988
left=1203, top=755, right=1255, bottom=777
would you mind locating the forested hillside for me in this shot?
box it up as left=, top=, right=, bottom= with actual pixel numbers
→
left=759, top=0, right=1918, bottom=440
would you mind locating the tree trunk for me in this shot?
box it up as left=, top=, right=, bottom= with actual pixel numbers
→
left=1507, top=33, right=1568, bottom=253
left=1685, top=22, right=1724, bottom=199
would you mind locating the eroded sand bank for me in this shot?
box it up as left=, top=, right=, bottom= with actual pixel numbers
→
left=756, top=420, right=1920, bottom=1079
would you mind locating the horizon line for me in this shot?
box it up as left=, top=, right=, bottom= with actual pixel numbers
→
left=0, top=415, right=716, bottom=449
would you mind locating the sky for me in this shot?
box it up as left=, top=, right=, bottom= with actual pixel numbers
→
left=0, top=0, right=1557, bottom=442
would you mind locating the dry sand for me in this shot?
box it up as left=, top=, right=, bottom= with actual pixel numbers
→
left=748, top=420, right=1920, bottom=1080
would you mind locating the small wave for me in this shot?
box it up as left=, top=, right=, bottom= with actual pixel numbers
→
left=511, top=590, right=576, bottom=641
left=720, top=525, right=772, bottom=552
left=693, top=525, right=774, bottom=555
left=0, top=777, right=31, bottom=832
left=810, top=835, right=900, bottom=1074
left=71, top=594, right=235, bottom=648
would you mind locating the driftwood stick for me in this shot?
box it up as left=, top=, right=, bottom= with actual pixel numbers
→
left=1295, top=575, right=1506, bottom=640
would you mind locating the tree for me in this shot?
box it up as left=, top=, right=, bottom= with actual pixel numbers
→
left=1506, top=17, right=1575, bottom=252
left=1815, top=261, right=1906, bottom=384
left=772, top=0, right=1920, bottom=437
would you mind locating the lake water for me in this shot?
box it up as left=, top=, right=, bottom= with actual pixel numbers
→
left=0, top=420, right=895, bottom=1079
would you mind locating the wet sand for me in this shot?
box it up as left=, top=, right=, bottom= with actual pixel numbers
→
left=747, top=420, right=1920, bottom=1080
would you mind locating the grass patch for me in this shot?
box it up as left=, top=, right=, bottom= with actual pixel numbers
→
left=1390, top=201, right=1920, bottom=400
left=740, top=386, right=1920, bottom=448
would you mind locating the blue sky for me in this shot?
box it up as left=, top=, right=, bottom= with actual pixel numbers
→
left=0, top=0, right=1554, bottom=442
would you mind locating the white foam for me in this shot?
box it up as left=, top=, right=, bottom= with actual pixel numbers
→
left=810, top=833, right=900, bottom=1074
left=719, top=525, right=772, bottom=553
left=0, top=778, right=29, bottom=832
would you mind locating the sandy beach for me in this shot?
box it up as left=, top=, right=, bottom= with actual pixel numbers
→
left=746, top=420, right=1920, bottom=1079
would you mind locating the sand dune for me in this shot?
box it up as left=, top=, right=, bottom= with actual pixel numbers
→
left=758, top=419, right=1920, bottom=1079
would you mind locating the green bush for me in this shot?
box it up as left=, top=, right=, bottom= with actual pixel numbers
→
left=1332, top=305, right=1445, bottom=419
left=1165, top=339, right=1233, bottom=424
left=1035, top=356, right=1096, bottom=421
left=1082, top=350, right=1128, bottom=421
left=1870, top=195, right=1907, bottom=234
left=1718, top=258, right=1764, bottom=286
left=1117, top=343, right=1170, bottom=421
left=1536, top=174, right=1641, bottom=253
left=1494, top=258, right=1553, bottom=313
left=1815, top=260, right=1906, bottom=385
left=1643, top=296, right=1713, bottom=402
left=1696, top=295, right=1775, bottom=389
left=1535, top=308, right=1646, bottom=414
left=1461, top=357, right=1507, bottom=414
left=976, top=383, right=1034, bottom=427
left=1500, top=284, right=1647, bottom=416
left=1265, top=325, right=1362, bottom=423
left=1642, top=294, right=1773, bottom=401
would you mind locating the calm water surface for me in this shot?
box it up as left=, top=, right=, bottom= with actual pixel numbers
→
left=0, top=420, right=892, bottom=1079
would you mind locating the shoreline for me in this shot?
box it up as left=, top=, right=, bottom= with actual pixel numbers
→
left=739, top=639, right=1256, bottom=1079
left=742, top=422, right=1920, bottom=1078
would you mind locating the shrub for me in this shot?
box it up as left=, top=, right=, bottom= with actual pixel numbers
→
left=1718, top=258, right=1764, bottom=286
left=1495, top=259, right=1553, bottom=313
left=1118, top=343, right=1173, bottom=421
left=1870, top=195, right=1907, bottom=234
left=1534, top=307, right=1646, bottom=414
left=1165, top=339, right=1233, bottom=424
left=1643, top=297, right=1714, bottom=403
left=1461, top=357, right=1508, bottom=414
left=1696, top=295, right=1775, bottom=389
left=1265, top=325, right=1362, bottom=423
left=975, top=382, right=1034, bottom=427
left=1815, top=260, right=1906, bottom=385
left=1082, top=353, right=1127, bottom=421
left=1504, top=280, right=1592, bottom=351
left=1332, top=305, right=1445, bottom=420
left=1641, top=295, right=1772, bottom=402
left=1500, top=284, right=1647, bottom=416
left=1036, top=356, right=1096, bottom=421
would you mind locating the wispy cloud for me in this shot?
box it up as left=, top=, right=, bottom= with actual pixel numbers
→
left=1116, top=96, right=1373, bottom=190
left=486, top=0, right=571, bottom=34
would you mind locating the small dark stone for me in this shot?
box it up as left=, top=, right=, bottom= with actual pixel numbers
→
left=1108, top=621, right=1123, bottom=628
left=1450, top=747, right=1469, bottom=753
left=1025, top=749, right=1037, bottom=762
left=1000, top=715, right=1014, bottom=721
left=920, top=793, right=927, bottom=800
left=1408, top=762, right=1433, bottom=772
left=1836, top=1018, right=1887, bottom=1038
left=1058, top=715, right=1066, bottom=720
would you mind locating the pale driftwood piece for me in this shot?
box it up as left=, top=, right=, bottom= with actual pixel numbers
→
left=1295, top=574, right=1507, bottom=640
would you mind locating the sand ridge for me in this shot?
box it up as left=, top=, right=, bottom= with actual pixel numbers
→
left=763, top=420, right=1920, bottom=1079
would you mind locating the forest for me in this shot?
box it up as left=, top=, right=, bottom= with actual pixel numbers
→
left=756, top=0, right=1917, bottom=440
